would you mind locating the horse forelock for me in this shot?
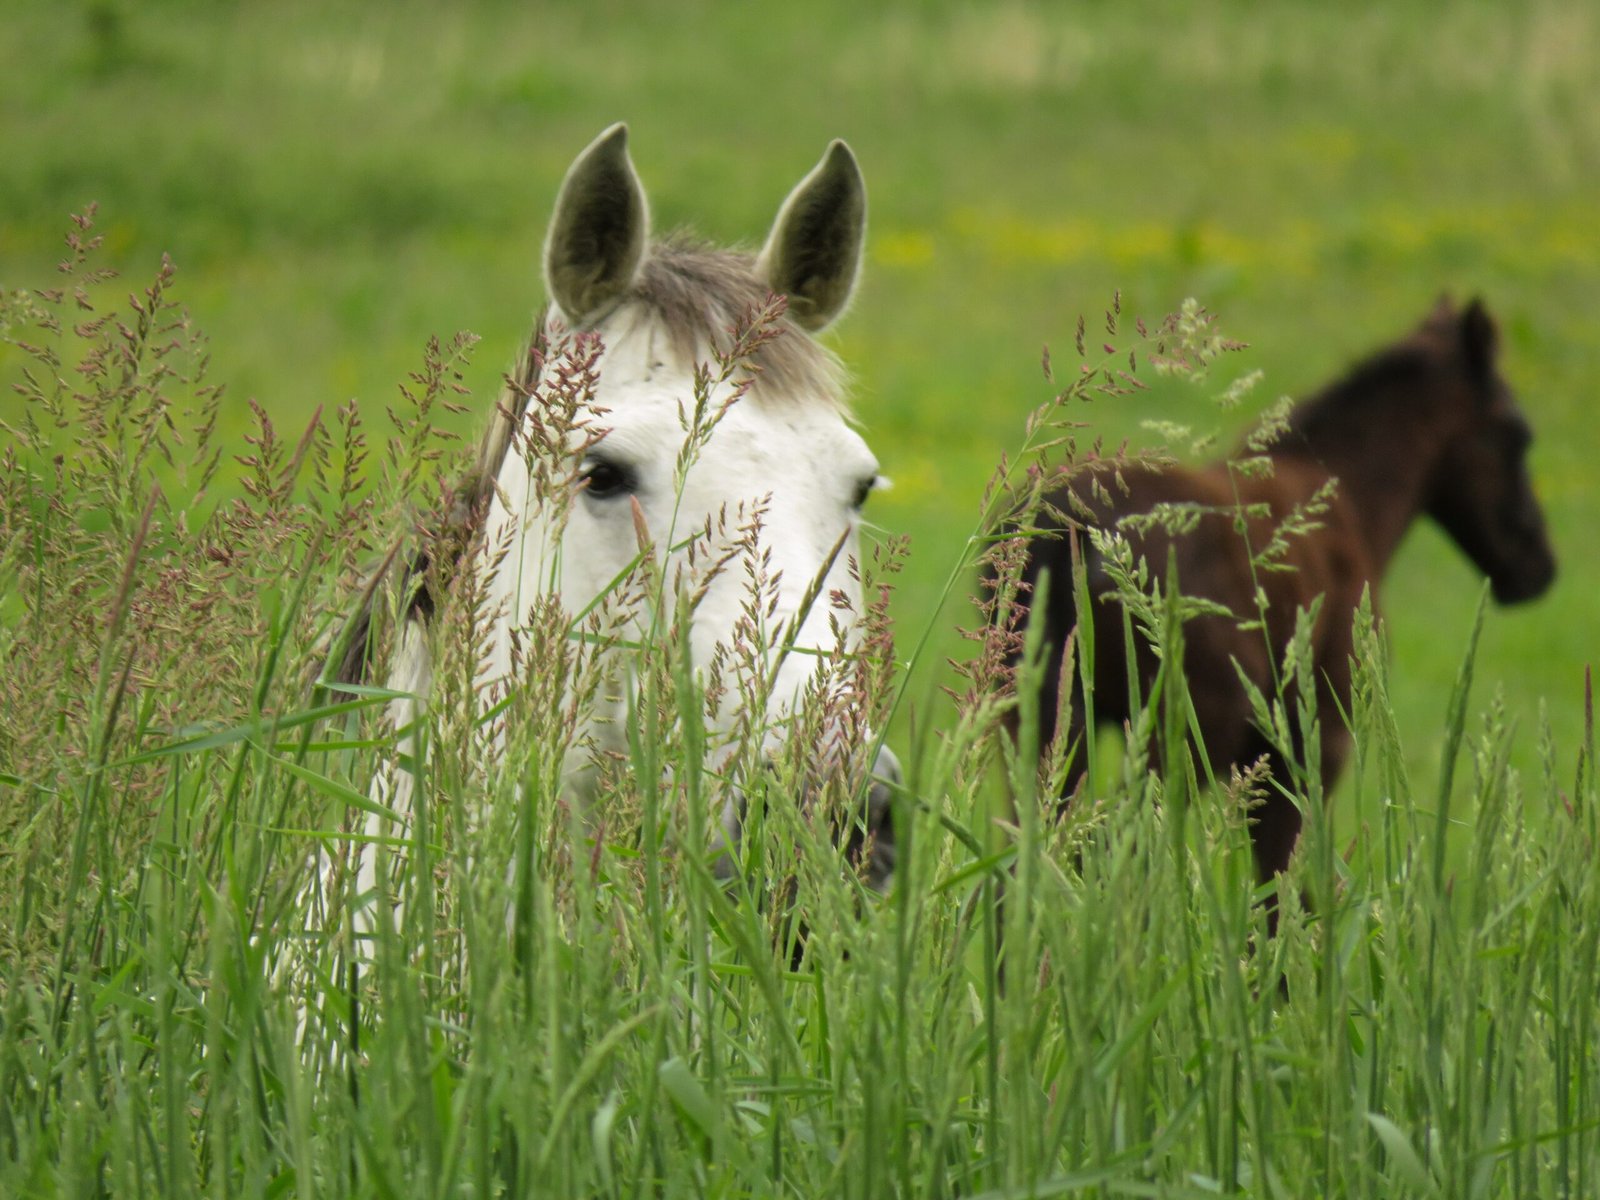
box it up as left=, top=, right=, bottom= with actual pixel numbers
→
left=620, top=236, right=847, bottom=406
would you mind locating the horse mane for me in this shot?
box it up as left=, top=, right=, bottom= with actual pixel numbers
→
left=1278, top=331, right=1446, bottom=456
left=328, top=235, right=846, bottom=688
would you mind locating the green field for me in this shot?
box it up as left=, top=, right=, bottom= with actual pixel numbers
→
left=4, top=1, right=1599, bottom=1195
left=5, top=0, right=1595, bottom=774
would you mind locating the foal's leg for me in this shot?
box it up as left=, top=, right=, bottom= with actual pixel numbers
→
left=1181, top=636, right=1301, bottom=885
left=1210, top=708, right=1301, bottom=938
left=1247, top=640, right=1357, bottom=915
left=1248, top=775, right=1303, bottom=883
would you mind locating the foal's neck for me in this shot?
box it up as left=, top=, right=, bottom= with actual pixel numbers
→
left=1275, top=351, right=1451, bottom=580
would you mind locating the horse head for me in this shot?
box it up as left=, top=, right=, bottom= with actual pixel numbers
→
left=477, top=124, right=898, bottom=876
left=1420, top=296, right=1556, bottom=606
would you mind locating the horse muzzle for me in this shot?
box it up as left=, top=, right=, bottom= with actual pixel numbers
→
left=852, top=744, right=901, bottom=891
left=712, top=743, right=902, bottom=890
left=1491, top=543, right=1557, bottom=605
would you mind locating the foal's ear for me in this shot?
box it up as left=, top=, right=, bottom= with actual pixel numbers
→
left=758, top=140, right=866, bottom=332
left=544, top=123, right=649, bottom=327
left=1460, top=296, right=1499, bottom=382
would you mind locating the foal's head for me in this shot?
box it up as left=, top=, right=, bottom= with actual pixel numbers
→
left=1419, top=297, right=1556, bottom=605
left=487, top=124, right=897, bottom=866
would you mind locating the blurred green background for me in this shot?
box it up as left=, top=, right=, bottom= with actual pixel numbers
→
left=3, top=0, right=1594, bottom=793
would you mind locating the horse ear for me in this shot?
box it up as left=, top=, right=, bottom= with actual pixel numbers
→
left=758, top=140, right=866, bottom=333
left=1460, top=296, right=1499, bottom=382
left=544, top=123, right=649, bottom=327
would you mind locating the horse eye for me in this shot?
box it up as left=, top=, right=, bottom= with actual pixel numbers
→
left=851, top=474, right=881, bottom=511
left=580, top=459, right=634, bottom=500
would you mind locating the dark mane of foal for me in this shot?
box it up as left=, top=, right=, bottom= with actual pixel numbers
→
left=1278, top=338, right=1448, bottom=456
left=329, top=237, right=842, bottom=688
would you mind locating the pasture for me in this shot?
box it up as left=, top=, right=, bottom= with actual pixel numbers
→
left=3, top=1, right=1598, bottom=1196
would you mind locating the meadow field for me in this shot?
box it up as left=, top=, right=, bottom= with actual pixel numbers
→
left=3, top=1, right=1599, bottom=1196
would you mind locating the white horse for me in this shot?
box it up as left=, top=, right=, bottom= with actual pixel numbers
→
left=317, top=125, right=900, bottom=982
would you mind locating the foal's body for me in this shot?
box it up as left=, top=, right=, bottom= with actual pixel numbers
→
left=1011, top=299, right=1556, bottom=882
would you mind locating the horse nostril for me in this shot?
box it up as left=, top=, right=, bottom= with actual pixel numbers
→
left=1492, top=545, right=1557, bottom=605
left=871, top=744, right=903, bottom=789
left=866, top=747, right=901, bottom=837
left=858, top=745, right=902, bottom=890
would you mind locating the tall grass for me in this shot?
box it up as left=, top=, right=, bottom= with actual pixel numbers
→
left=3, top=219, right=1597, bottom=1199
